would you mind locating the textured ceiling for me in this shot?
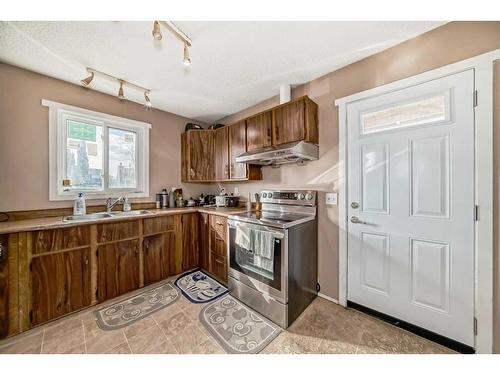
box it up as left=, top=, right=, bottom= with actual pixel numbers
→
left=0, top=21, right=445, bottom=123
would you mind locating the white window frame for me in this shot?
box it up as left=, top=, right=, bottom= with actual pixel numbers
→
left=42, top=99, right=150, bottom=201
left=335, top=48, right=500, bottom=354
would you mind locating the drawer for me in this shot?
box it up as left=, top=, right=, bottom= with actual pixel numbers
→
left=97, top=220, right=139, bottom=243
left=210, top=252, right=227, bottom=283
left=210, top=215, right=227, bottom=236
left=210, top=230, right=227, bottom=257
left=30, top=226, right=91, bottom=254
left=143, top=216, right=175, bottom=235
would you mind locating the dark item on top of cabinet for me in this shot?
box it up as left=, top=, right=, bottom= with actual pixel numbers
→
left=208, top=123, right=225, bottom=130
left=185, top=123, right=203, bottom=131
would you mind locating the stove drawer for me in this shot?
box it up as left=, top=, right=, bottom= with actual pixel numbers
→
left=210, top=252, right=227, bottom=283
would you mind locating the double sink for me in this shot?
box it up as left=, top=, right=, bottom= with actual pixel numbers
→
left=62, top=210, right=152, bottom=222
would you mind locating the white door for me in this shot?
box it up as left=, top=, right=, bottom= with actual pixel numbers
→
left=347, top=69, right=475, bottom=346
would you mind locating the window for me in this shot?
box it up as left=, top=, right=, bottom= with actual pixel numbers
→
left=44, top=100, right=150, bottom=200
left=360, top=91, right=451, bottom=135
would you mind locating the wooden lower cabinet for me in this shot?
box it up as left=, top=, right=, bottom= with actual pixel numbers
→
left=30, top=247, right=91, bottom=326
left=207, top=215, right=228, bottom=283
left=181, top=213, right=199, bottom=271
left=97, top=239, right=140, bottom=302
left=199, top=213, right=210, bottom=271
left=0, top=235, right=9, bottom=338
left=143, top=233, right=173, bottom=285
left=210, top=252, right=227, bottom=283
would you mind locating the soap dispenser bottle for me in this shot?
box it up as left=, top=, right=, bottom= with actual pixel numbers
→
left=123, top=197, right=131, bottom=212
left=73, top=192, right=86, bottom=216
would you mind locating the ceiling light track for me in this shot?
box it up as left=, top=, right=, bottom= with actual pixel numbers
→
left=153, top=21, right=192, bottom=65
left=81, top=67, right=152, bottom=107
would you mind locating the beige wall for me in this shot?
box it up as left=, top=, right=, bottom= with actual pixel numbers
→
left=218, top=21, right=500, bottom=330
left=0, top=63, right=211, bottom=211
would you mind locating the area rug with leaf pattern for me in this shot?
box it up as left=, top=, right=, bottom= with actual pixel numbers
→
left=200, top=295, right=282, bottom=354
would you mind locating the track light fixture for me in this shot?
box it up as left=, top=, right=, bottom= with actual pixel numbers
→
left=118, top=81, right=125, bottom=100
left=152, top=21, right=193, bottom=65
left=80, top=72, right=94, bottom=86
left=183, top=42, right=191, bottom=66
left=152, top=21, right=162, bottom=40
left=144, top=91, right=152, bottom=107
left=81, top=68, right=152, bottom=107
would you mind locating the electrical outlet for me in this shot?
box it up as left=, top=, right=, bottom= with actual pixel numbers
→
left=326, top=193, right=338, bottom=206
left=234, top=187, right=239, bottom=196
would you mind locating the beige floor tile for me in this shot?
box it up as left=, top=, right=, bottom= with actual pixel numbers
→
left=176, top=297, right=206, bottom=322
left=127, top=325, right=177, bottom=354
left=170, top=323, right=210, bottom=354
left=191, top=338, right=225, bottom=354
left=0, top=332, right=43, bottom=354
left=262, top=332, right=307, bottom=354
left=105, top=342, right=132, bottom=354
left=85, top=329, right=127, bottom=354
left=155, top=310, right=192, bottom=339
left=123, top=316, right=157, bottom=340
left=42, top=319, right=85, bottom=354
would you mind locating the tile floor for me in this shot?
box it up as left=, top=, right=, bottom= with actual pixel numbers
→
left=0, top=279, right=455, bottom=354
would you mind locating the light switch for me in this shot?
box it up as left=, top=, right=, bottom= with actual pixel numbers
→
left=326, top=193, right=338, bottom=206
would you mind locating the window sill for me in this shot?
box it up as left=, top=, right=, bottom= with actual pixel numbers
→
left=49, top=191, right=150, bottom=201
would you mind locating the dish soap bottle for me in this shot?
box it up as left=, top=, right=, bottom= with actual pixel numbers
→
left=73, top=192, right=86, bottom=216
left=123, top=197, right=131, bottom=212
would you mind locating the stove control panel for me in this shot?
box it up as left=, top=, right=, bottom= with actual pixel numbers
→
left=259, top=190, right=316, bottom=206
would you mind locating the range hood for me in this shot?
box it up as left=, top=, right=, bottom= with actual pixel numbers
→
left=235, top=141, right=319, bottom=166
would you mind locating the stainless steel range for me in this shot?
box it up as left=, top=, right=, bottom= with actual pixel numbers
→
left=227, top=190, right=318, bottom=328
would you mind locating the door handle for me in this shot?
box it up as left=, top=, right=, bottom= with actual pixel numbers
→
left=350, top=216, right=367, bottom=224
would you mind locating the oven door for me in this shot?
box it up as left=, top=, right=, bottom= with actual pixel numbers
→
left=227, top=219, right=287, bottom=303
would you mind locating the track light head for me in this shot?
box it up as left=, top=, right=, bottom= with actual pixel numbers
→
left=183, top=42, right=191, bottom=66
left=81, top=72, right=94, bottom=86
left=118, top=81, right=125, bottom=101
left=152, top=21, right=162, bottom=40
left=144, top=91, right=152, bottom=107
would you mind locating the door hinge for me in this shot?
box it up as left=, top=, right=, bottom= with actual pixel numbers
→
left=474, top=317, right=478, bottom=335
left=475, top=205, right=479, bottom=221
left=473, top=90, right=478, bottom=107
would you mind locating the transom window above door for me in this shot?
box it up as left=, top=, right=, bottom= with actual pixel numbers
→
left=43, top=100, right=150, bottom=200
left=359, top=91, right=451, bottom=135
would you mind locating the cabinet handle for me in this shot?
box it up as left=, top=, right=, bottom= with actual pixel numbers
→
left=225, top=164, right=229, bottom=175
left=215, top=258, right=224, bottom=265
left=84, top=256, right=89, bottom=266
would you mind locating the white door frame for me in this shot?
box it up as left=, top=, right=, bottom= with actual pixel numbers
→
left=335, top=48, right=500, bottom=354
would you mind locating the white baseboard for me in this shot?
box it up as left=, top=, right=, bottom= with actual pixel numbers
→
left=318, top=292, right=339, bottom=304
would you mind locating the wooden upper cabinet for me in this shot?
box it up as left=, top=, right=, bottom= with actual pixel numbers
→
left=246, top=112, right=272, bottom=151
left=229, top=121, right=248, bottom=179
left=185, top=130, right=214, bottom=181
left=214, top=127, right=229, bottom=181
left=30, top=248, right=91, bottom=326
left=272, top=96, right=319, bottom=146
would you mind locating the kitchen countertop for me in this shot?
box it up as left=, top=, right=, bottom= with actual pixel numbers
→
left=0, top=206, right=249, bottom=234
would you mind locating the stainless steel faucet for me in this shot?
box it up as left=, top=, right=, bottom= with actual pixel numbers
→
left=106, top=197, right=124, bottom=213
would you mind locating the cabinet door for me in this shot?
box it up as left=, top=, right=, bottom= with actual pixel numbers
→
left=229, top=121, right=248, bottom=179
left=273, top=99, right=306, bottom=145
left=246, top=112, right=272, bottom=151
left=199, top=213, right=210, bottom=272
left=30, top=248, right=91, bottom=326
left=97, top=239, right=140, bottom=302
left=144, top=233, right=172, bottom=285
left=210, top=252, right=228, bottom=283
left=0, top=235, right=9, bottom=338
left=214, top=127, right=229, bottom=181
left=182, top=213, right=199, bottom=271
left=188, top=130, right=214, bottom=181
left=181, top=132, right=188, bottom=182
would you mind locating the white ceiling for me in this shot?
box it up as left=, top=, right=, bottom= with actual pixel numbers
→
left=0, top=21, right=445, bottom=123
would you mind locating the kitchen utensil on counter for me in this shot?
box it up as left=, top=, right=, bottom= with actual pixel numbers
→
left=186, top=197, right=196, bottom=207
left=246, top=192, right=252, bottom=211
left=156, top=193, right=162, bottom=209
left=254, top=192, right=262, bottom=211
left=161, top=189, right=168, bottom=208
left=225, top=195, right=240, bottom=208
left=216, top=188, right=228, bottom=207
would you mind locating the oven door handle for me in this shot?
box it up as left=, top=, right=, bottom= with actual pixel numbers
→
left=228, top=222, right=285, bottom=239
